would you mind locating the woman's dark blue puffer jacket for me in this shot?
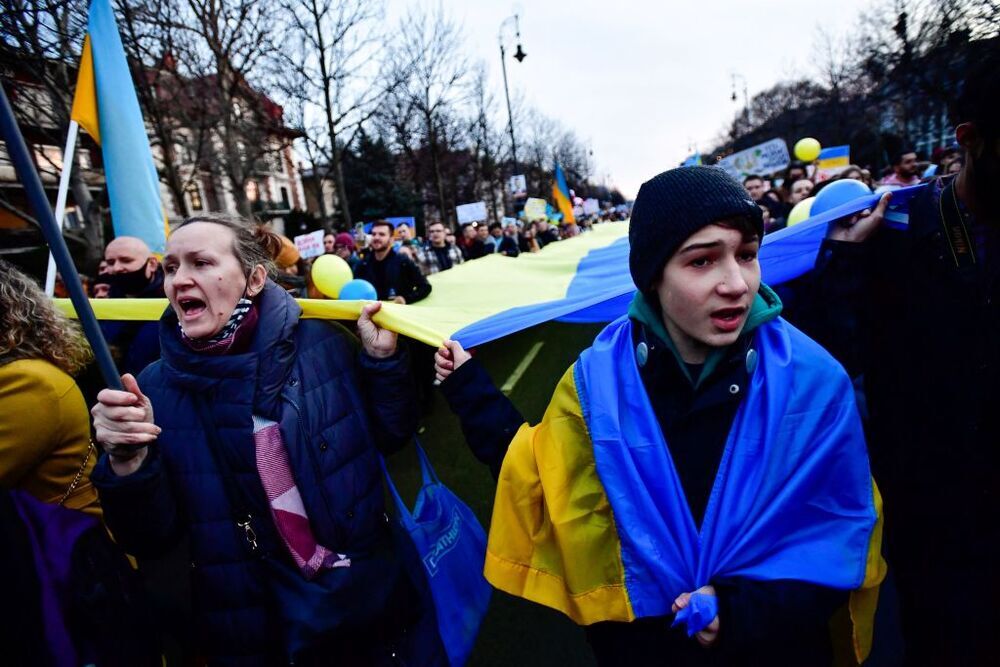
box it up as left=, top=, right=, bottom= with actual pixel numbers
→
left=92, top=283, right=419, bottom=665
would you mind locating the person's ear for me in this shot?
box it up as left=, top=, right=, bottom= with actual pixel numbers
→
left=146, top=256, right=159, bottom=279
left=956, top=122, right=980, bottom=153
left=246, top=264, right=267, bottom=297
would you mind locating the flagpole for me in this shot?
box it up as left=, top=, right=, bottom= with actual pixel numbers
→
left=0, top=84, right=122, bottom=390
left=44, top=120, right=80, bottom=295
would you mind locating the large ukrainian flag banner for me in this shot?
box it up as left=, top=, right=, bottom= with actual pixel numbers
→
left=54, top=183, right=925, bottom=347
left=552, top=162, right=576, bottom=224
left=71, top=0, right=167, bottom=253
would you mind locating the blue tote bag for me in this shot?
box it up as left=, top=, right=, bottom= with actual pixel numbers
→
left=381, top=442, right=492, bottom=666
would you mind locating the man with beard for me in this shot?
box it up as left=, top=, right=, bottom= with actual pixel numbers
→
left=353, top=220, right=431, bottom=304
left=878, top=149, right=921, bottom=189
left=790, top=54, right=1000, bottom=664
left=98, top=236, right=164, bottom=376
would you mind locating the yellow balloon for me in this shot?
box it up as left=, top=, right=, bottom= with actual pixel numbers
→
left=310, top=254, right=353, bottom=298
left=794, top=137, right=822, bottom=162
left=786, top=196, right=815, bottom=227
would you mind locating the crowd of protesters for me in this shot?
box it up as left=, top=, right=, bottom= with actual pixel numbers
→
left=3, top=48, right=997, bottom=667
left=742, top=140, right=968, bottom=236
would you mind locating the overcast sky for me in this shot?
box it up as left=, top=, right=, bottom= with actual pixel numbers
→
left=387, top=0, right=875, bottom=199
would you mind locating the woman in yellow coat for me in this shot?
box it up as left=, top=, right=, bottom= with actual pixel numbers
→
left=0, top=260, right=156, bottom=665
left=0, top=260, right=98, bottom=515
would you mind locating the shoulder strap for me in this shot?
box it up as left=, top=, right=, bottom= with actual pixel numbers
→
left=938, top=178, right=977, bottom=269
left=192, top=397, right=260, bottom=555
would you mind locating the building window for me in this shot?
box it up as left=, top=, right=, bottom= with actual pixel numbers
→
left=275, top=148, right=285, bottom=173
left=187, top=182, right=203, bottom=211
left=33, top=144, right=63, bottom=171
left=77, top=149, right=92, bottom=170
left=280, top=186, right=289, bottom=208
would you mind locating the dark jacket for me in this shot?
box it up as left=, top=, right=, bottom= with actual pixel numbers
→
left=464, top=239, right=491, bottom=260
left=354, top=250, right=432, bottom=303
left=440, top=290, right=846, bottom=666
left=497, top=236, right=520, bottom=257
left=92, top=283, right=419, bottom=665
left=537, top=227, right=560, bottom=247
left=785, top=176, right=1000, bottom=662
left=100, top=268, right=165, bottom=377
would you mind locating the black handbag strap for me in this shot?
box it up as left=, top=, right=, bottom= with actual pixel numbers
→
left=192, top=396, right=260, bottom=556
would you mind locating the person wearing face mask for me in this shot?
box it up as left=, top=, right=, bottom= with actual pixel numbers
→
left=787, top=54, right=1000, bottom=664
left=432, top=166, right=884, bottom=666
left=99, top=236, right=165, bottom=377
left=89, top=215, right=434, bottom=665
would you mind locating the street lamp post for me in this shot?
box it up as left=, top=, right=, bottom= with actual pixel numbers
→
left=499, top=14, right=526, bottom=177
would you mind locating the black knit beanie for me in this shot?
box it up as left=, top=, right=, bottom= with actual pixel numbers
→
left=629, top=166, right=763, bottom=291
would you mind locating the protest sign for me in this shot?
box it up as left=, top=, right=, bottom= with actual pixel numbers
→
left=456, top=201, right=488, bottom=224
left=386, top=216, right=416, bottom=229
left=583, top=198, right=600, bottom=215
left=294, top=229, right=325, bottom=259
left=523, top=197, right=548, bottom=220
left=718, top=138, right=790, bottom=180
left=508, top=174, right=527, bottom=197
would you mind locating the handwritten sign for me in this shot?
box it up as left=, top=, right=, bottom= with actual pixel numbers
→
left=293, top=229, right=325, bottom=259
left=718, top=138, right=790, bottom=180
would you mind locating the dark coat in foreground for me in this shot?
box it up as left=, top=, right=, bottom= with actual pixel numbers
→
left=92, top=284, right=419, bottom=665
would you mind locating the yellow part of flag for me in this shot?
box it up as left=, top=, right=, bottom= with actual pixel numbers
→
left=70, top=35, right=101, bottom=144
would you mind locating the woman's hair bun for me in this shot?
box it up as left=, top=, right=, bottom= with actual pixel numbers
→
left=252, top=224, right=285, bottom=261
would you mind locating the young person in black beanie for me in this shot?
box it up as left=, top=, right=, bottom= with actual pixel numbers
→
left=432, top=165, right=886, bottom=666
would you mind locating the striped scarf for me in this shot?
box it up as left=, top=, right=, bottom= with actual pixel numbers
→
left=253, top=416, right=351, bottom=578
left=180, top=297, right=349, bottom=578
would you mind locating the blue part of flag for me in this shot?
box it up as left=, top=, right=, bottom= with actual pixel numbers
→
left=818, top=145, right=850, bottom=161
left=385, top=216, right=416, bottom=228
left=87, top=0, right=166, bottom=253
left=460, top=184, right=927, bottom=339
left=554, top=163, right=572, bottom=200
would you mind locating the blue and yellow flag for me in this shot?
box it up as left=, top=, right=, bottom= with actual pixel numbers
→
left=485, top=308, right=885, bottom=662
left=552, top=162, right=576, bottom=225
left=54, top=184, right=925, bottom=348
left=817, top=145, right=851, bottom=170
left=71, top=0, right=166, bottom=253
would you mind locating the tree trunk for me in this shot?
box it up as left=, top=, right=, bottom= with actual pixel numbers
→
left=330, top=145, right=352, bottom=229
left=311, top=0, right=352, bottom=231
left=71, top=169, right=104, bottom=268
left=426, top=112, right=447, bottom=223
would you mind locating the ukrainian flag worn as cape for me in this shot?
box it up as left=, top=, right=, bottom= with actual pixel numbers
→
left=484, top=310, right=886, bottom=663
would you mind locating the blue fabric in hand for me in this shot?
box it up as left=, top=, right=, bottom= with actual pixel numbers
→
left=671, top=591, right=718, bottom=637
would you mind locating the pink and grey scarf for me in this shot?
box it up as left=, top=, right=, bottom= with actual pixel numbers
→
left=253, top=416, right=351, bottom=577
left=182, top=297, right=349, bottom=578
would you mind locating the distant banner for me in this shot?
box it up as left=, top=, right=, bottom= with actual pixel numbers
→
left=718, top=138, right=790, bottom=180
left=523, top=197, right=548, bottom=220
left=456, top=201, right=488, bottom=225
left=583, top=198, right=600, bottom=215
left=294, top=230, right=324, bottom=259
left=386, top=216, right=416, bottom=228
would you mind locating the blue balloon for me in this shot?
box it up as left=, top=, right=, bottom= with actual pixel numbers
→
left=811, top=178, right=872, bottom=216
left=338, top=278, right=378, bottom=300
